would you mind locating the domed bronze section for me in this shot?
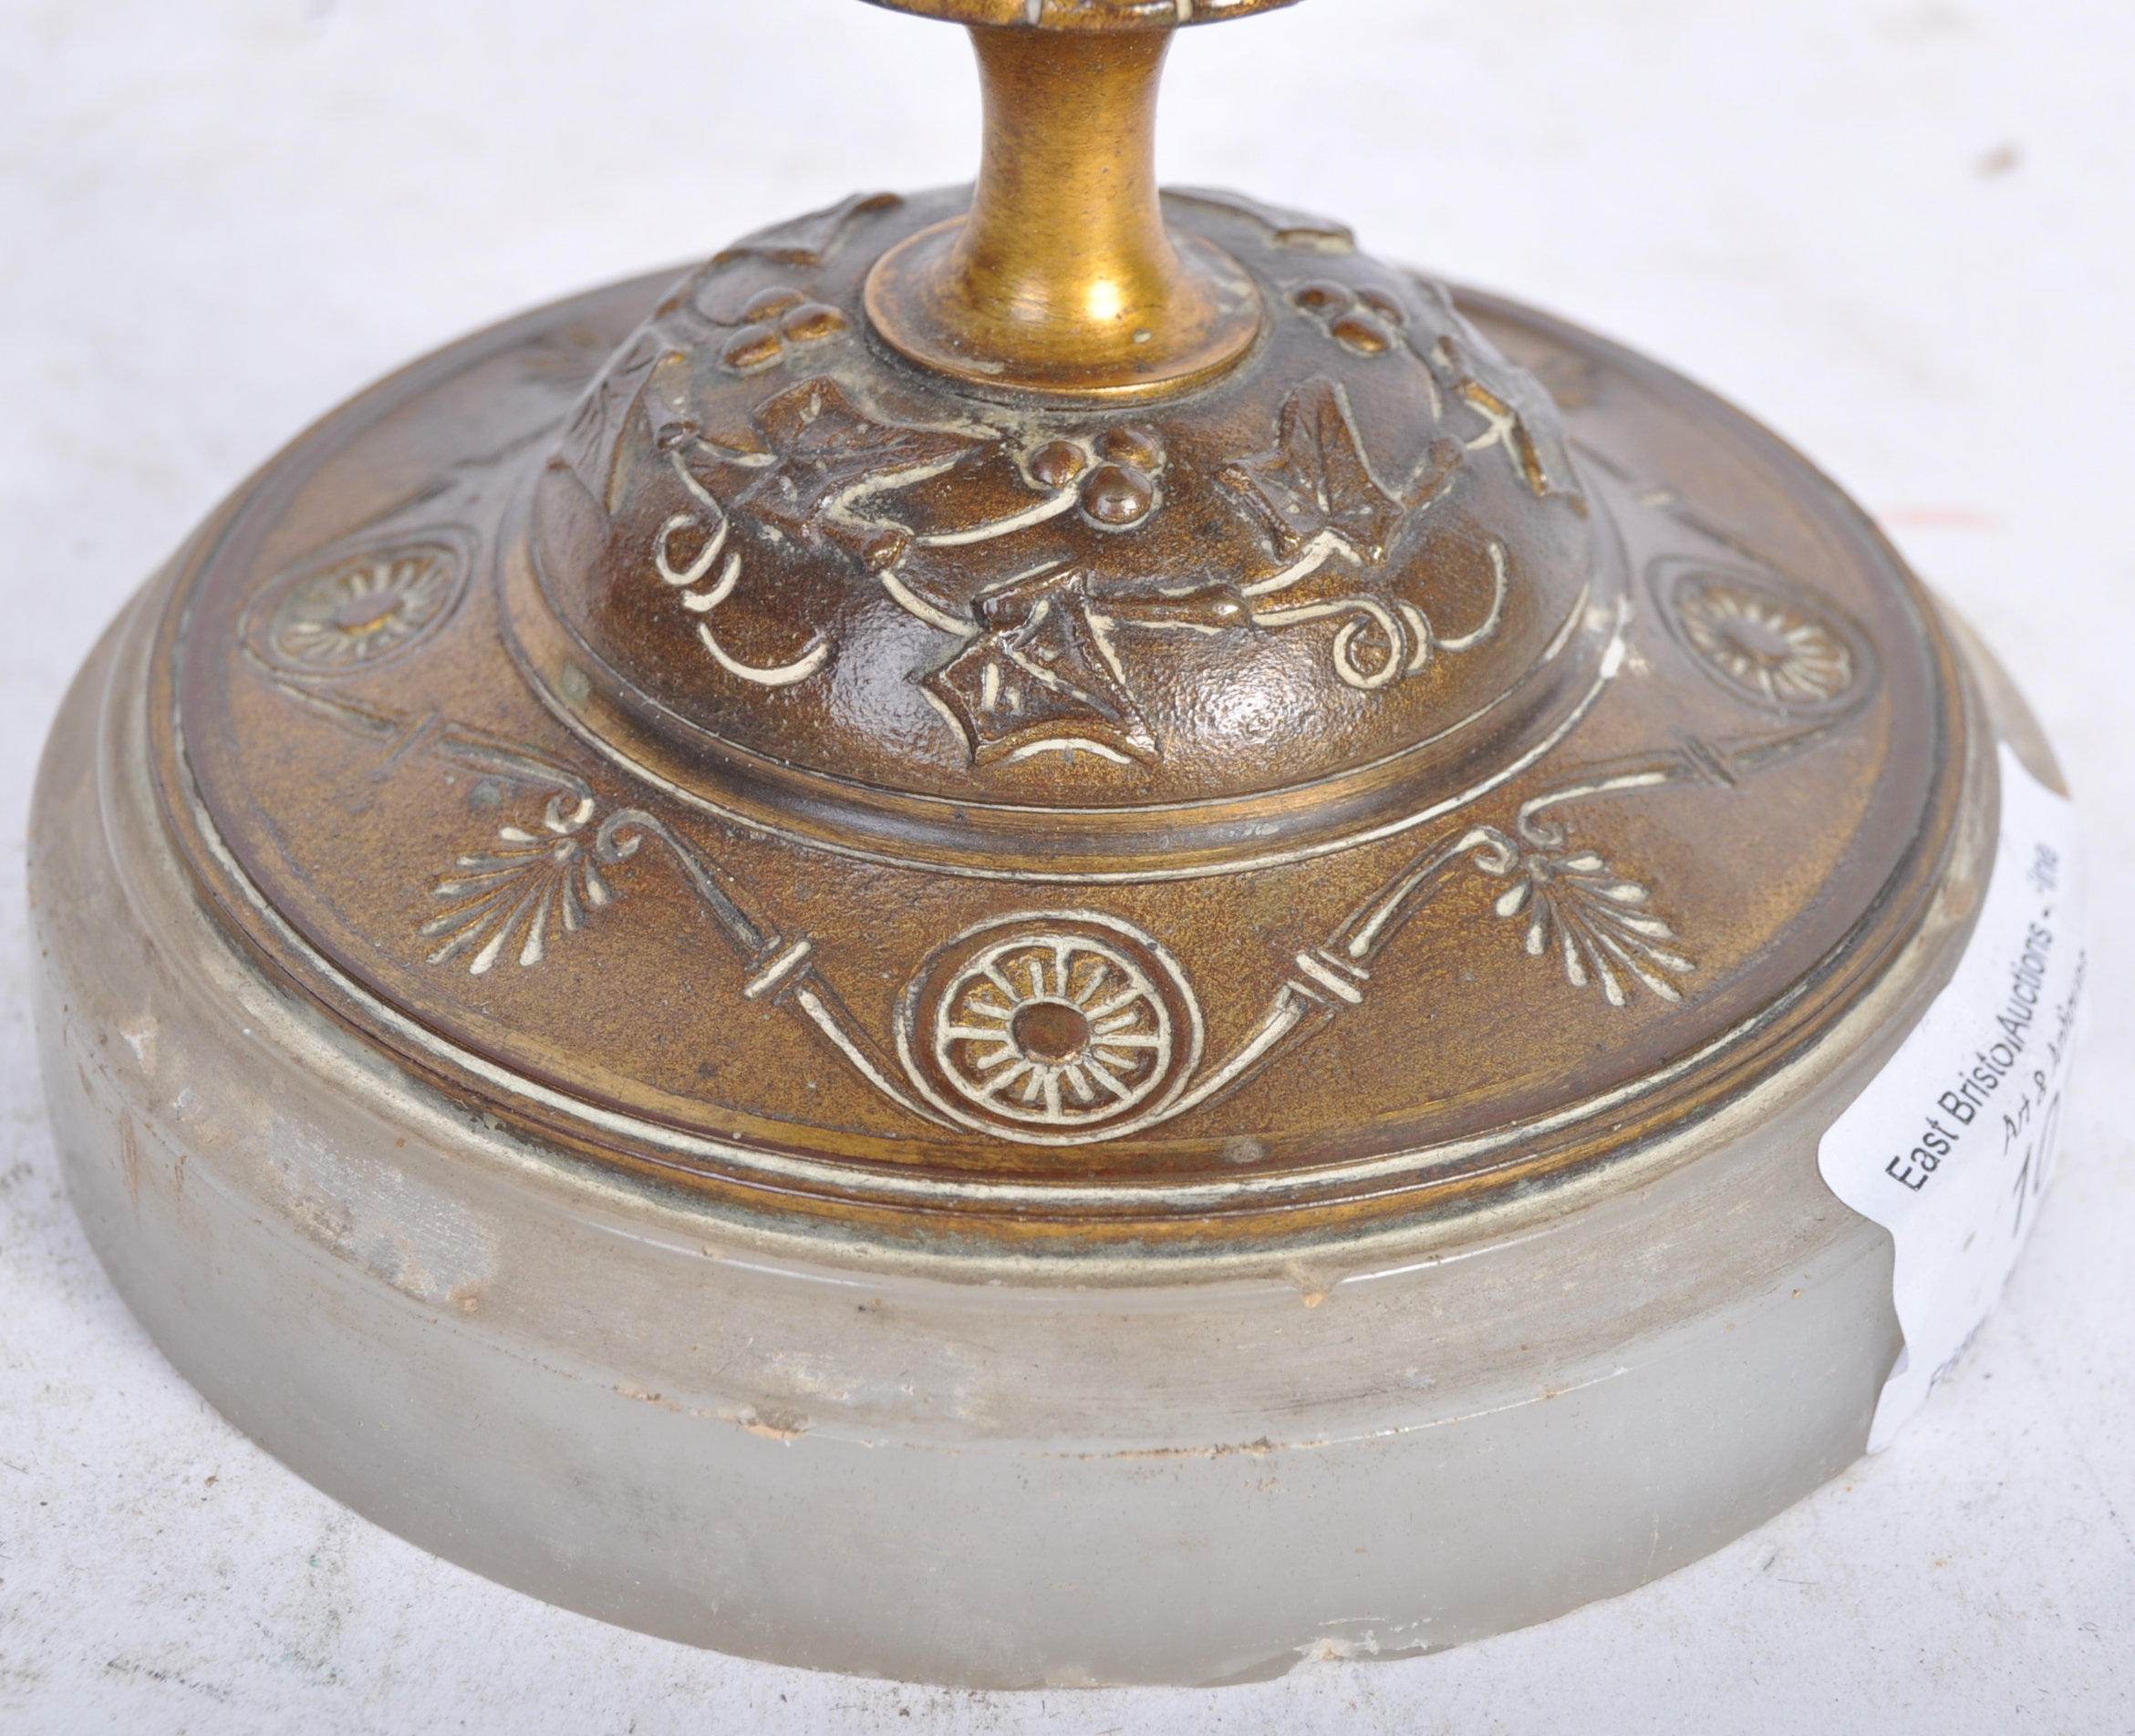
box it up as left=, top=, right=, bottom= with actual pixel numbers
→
left=162, top=279, right=1956, bottom=1232
left=142, top=0, right=1961, bottom=1245
left=516, top=185, right=1617, bottom=875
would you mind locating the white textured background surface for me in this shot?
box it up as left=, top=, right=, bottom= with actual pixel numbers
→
left=3, top=0, right=2132, bottom=1729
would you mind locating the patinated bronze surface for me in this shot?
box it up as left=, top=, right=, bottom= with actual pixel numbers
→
left=140, top=1, right=1964, bottom=1254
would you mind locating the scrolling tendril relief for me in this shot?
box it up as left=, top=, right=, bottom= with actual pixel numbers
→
left=235, top=481, right=1878, bottom=1144
left=378, top=696, right=1864, bottom=1144
left=552, top=208, right=1583, bottom=775
left=632, top=368, right=1523, bottom=769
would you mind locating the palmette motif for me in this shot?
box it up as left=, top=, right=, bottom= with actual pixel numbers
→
left=421, top=793, right=613, bottom=974
left=350, top=697, right=1854, bottom=1143
left=382, top=714, right=1858, bottom=1142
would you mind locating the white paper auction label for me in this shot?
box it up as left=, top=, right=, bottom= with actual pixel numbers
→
left=1819, top=744, right=2085, bottom=1450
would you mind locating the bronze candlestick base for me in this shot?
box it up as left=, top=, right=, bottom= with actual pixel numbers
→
left=29, top=0, right=2081, bottom=1686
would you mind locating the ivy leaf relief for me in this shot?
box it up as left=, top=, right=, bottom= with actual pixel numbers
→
left=720, top=377, right=990, bottom=553
left=1220, top=377, right=1409, bottom=569
left=924, top=570, right=1159, bottom=768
